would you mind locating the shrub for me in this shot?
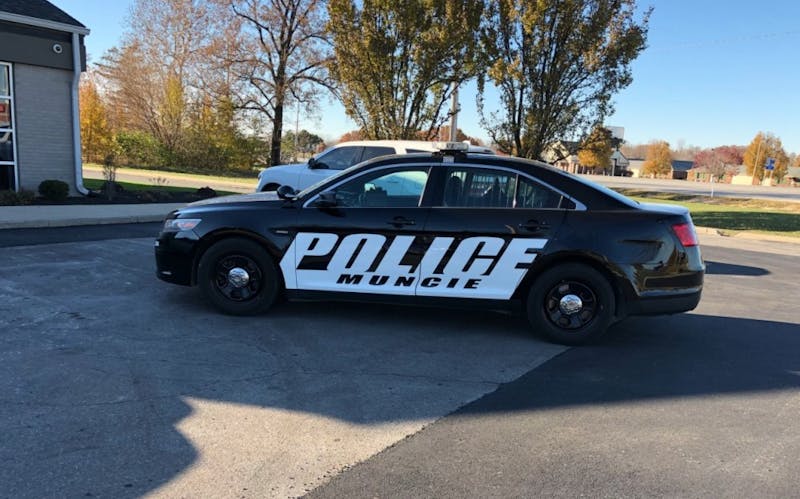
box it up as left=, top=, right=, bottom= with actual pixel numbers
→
left=196, top=186, right=217, bottom=199
left=38, top=180, right=69, bottom=201
left=115, top=130, right=161, bottom=167
left=0, top=189, right=35, bottom=206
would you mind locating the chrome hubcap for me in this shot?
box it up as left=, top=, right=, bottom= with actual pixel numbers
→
left=227, top=267, right=250, bottom=288
left=545, top=281, right=598, bottom=331
left=559, top=294, right=583, bottom=314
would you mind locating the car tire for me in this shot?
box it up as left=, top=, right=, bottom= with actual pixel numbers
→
left=197, top=238, right=280, bottom=315
left=526, top=263, right=615, bottom=345
left=261, top=183, right=281, bottom=192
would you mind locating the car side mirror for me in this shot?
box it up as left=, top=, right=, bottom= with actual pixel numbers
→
left=314, top=190, right=337, bottom=207
left=276, top=184, right=298, bottom=200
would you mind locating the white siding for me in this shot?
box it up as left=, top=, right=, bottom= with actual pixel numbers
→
left=13, top=63, right=76, bottom=194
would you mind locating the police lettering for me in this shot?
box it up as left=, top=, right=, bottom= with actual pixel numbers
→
left=279, top=232, right=548, bottom=300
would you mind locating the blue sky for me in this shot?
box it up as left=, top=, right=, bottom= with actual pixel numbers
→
left=57, top=0, right=800, bottom=153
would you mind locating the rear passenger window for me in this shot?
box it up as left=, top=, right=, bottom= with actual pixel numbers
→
left=516, top=176, right=563, bottom=209
left=443, top=168, right=515, bottom=207
left=361, top=146, right=396, bottom=162
left=441, top=167, right=570, bottom=209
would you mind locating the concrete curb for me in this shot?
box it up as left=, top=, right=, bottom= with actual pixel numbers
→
left=694, top=226, right=799, bottom=245
left=0, top=214, right=170, bottom=229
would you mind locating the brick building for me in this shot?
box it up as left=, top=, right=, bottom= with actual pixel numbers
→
left=0, top=0, right=88, bottom=194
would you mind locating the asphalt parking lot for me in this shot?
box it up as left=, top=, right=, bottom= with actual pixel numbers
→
left=1, top=227, right=798, bottom=498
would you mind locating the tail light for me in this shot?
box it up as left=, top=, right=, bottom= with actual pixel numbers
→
left=671, top=222, right=699, bottom=247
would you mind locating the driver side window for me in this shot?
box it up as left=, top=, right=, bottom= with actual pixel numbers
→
left=333, top=167, right=430, bottom=208
left=316, top=146, right=362, bottom=170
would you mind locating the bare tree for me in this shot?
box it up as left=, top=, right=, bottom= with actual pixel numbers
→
left=228, top=0, right=331, bottom=166
left=99, top=0, right=227, bottom=159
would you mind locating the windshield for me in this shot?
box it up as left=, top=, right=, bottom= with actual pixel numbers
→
left=297, top=166, right=354, bottom=198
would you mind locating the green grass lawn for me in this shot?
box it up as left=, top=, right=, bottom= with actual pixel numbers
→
left=618, top=189, right=800, bottom=238
left=84, top=163, right=256, bottom=185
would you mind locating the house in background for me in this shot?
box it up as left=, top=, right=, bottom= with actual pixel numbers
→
left=609, top=150, right=629, bottom=175
left=544, top=140, right=631, bottom=176
left=627, top=159, right=645, bottom=177
left=627, top=159, right=694, bottom=179
left=687, top=163, right=742, bottom=183
left=542, top=140, right=580, bottom=173
left=787, top=166, right=800, bottom=187
left=0, top=0, right=88, bottom=194
left=670, top=160, right=693, bottom=180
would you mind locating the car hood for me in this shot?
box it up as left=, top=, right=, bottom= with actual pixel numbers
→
left=188, top=191, right=282, bottom=207
left=172, top=192, right=286, bottom=219
left=260, top=163, right=305, bottom=175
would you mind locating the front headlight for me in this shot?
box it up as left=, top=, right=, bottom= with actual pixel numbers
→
left=162, top=218, right=202, bottom=232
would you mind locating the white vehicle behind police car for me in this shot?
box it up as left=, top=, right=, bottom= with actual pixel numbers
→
left=255, top=140, right=495, bottom=192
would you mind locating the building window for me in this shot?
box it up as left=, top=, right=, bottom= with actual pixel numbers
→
left=0, top=62, right=17, bottom=191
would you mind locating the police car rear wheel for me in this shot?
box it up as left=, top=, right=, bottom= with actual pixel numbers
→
left=198, top=238, right=279, bottom=315
left=526, top=263, right=614, bottom=345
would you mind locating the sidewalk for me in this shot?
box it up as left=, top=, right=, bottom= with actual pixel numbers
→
left=0, top=203, right=184, bottom=229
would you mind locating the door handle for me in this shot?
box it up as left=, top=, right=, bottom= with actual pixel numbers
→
left=387, top=217, right=416, bottom=227
left=518, top=220, right=550, bottom=232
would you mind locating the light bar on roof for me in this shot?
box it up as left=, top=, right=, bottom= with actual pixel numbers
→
left=433, top=141, right=469, bottom=152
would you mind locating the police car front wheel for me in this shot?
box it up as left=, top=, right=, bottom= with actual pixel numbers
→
left=198, top=238, right=280, bottom=315
left=526, top=263, right=615, bottom=345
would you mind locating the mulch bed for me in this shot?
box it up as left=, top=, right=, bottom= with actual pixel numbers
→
left=30, top=185, right=220, bottom=205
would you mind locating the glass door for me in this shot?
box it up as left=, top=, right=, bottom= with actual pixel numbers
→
left=0, top=62, right=17, bottom=191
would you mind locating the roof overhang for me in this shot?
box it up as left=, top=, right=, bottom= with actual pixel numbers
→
left=0, top=11, right=90, bottom=35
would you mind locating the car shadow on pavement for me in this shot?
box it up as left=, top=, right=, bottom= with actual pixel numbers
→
left=704, top=260, right=770, bottom=276
left=459, top=312, right=800, bottom=416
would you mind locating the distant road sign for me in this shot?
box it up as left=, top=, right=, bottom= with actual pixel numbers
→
left=765, top=157, right=776, bottom=171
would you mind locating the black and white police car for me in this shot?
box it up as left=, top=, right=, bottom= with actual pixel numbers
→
left=155, top=143, right=704, bottom=345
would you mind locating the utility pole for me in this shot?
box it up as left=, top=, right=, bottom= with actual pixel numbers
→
left=449, top=85, right=459, bottom=142
left=294, top=103, right=300, bottom=163
left=752, top=138, right=763, bottom=185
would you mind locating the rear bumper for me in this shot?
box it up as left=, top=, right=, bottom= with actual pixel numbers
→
left=627, top=288, right=702, bottom=316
